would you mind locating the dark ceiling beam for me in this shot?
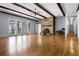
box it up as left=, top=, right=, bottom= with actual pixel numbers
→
left=12, top=3, right=46, bottom=18
left=34, top=3, right=56, bottom=18
left=57, top=3, right=65, bottom=16
left=77, top=4, right=79, bottom=11
left=0, top=11, right=38, bottom=21
left=0, top=5, right=41, bottom=20
left=53, top=17, right=56, bottom=35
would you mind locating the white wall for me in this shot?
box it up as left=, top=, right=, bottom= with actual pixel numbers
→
left=55, top=16, right=65, bottom=32
left=0, top=13, right=9, bottom=36
left=77, top=11, right=79, bottom=39
left=65, top=16, right=70, bottom=37
left=74, top=18, right=78, bottom=35
left=30, top=20, right=38, bottom=34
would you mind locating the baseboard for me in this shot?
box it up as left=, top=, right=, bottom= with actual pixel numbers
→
left=0, top=33, right=38, bottom=38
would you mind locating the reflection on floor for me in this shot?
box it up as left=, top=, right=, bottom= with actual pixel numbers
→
left=64, top=32, right=77, bottom=56
left=0, top=32, right=78, bottom=56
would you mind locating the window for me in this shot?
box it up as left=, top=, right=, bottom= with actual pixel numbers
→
left=22, top=22, right=27, bottom=33
left=9, top=20, right=16, bottom=35
left=17, top=21, right=22, bottom=34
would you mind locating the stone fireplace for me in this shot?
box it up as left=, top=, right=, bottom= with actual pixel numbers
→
left=40, top=17, right=54, bottom=35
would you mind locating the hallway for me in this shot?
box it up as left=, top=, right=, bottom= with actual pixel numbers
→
left=0, top=32, right=78, bottom=56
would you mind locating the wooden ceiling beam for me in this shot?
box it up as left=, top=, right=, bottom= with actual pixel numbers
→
left=0, top=11, right=38, bottom=21
left=34, top=3, right=56, bottom=18
left=57, top=3, right=65, bottom=16
left=12, top=3, right=46, bottom=18
left=0, top=5, right=41, bottom=20
left=77, top=4, right=79, bottom=11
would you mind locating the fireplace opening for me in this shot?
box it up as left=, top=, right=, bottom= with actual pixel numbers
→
left=43, top=28, right=50, bottom=35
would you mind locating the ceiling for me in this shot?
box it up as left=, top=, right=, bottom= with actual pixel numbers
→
left=61, top=3, right=79, bottom=17
left=39, top=3, right=63, bottom=17
left=0, top=3, right=78, bottom=21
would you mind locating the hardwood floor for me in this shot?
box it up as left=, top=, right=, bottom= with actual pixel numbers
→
left=0, top=33, right=78, bottom=56
left=64, top=32, right=77, bottom=56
